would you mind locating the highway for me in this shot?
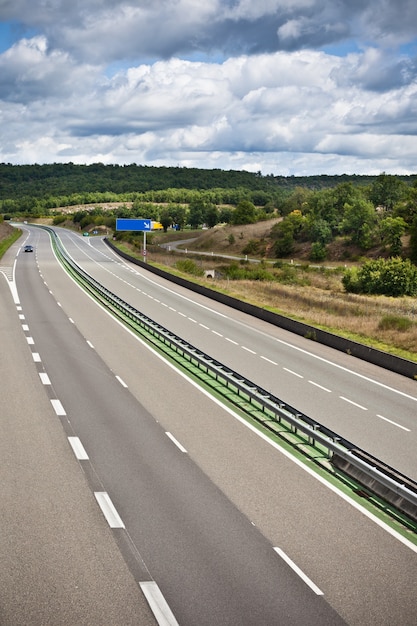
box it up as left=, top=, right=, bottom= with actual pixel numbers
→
left=61, top=226, right=417, bottom=478
left=4, top=225, right=417, bottom=625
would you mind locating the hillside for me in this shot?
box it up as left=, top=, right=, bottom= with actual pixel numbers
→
left=1, top=217, right=416, bottom=360
left=1, top=163, right=416, bottom=203
left=0, top=220, right=14, bottom=240
left=163, top=219, right=397, bottom=264
left=144, top=223, right=417, bottom=360
left=183, top=218, right=282, bottom=258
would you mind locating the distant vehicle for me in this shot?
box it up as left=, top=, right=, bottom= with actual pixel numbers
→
left=82, top=232, right=89, bottom=236
left=23, top=245, right=33, bottom=252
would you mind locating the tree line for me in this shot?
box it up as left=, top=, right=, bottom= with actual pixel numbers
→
left=2, top=164, right=417, bottom=296
left=1, top=162, right=416, bottom=207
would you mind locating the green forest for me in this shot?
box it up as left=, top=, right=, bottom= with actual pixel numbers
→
left=2, top=163, right=417, bottom=297
left=1, top=162, right=416, bottom=208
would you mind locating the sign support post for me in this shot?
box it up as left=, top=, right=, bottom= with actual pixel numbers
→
left=115, top=219, right=152, bottom=263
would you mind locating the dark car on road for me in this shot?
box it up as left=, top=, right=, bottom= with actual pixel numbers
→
left=23, top=245, right=33, bottom=252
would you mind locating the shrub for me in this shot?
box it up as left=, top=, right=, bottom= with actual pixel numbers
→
left=53, top=215, right=67, bottom=225
left=242, top=239, right=264, bottom=255
left=275, top=264, right=307, bottom=286
left=232, top=200, right=256, bottom=225
left=175, top=259, right=204, bottom=277
left=309, top=242, right=327, bottom=262
left=274, top=231, right=295, bottom=257
left=378, top=315, right=413, bottom=332
left=224, top=263, right=246, bottom=279
left=343, top=257, right=417, bottom=297
left=249, top=268, right=275, bottom=281
left=242, top=239, right=261, bottom=254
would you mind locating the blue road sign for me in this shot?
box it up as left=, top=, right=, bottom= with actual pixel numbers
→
left=116, top=218, right=152, bottom=231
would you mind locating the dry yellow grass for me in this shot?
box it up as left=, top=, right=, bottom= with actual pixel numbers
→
left=143, top=228, right=417, bottom=361
left=216, top=279, right=417, bottom=356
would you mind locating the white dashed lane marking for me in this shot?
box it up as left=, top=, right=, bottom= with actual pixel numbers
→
left=283, top=367, right=303, bottom=378
left=116, top=375, right=128, bottom=388
left=274, top=547, right=323, bottom=595
left=166, top=432, right=188, bottom=453
left=94, top=492, right=125, bottom=528
left=340, top=396, right=367, bottom=410
left=261, top=355, right=277, bottom=365
left=50, top=399, right=66, bottom=416
left=377, top=414, right=410, bottom=431
left=68, top=436, right=89, bottom=460
left=308, top=380, right=331, bottom=392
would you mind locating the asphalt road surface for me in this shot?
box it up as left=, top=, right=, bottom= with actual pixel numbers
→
left=0, top=254, right=157, bottom=626
left=61, top=227, right=417, bottom=478
left=1, top=226, right=416, bottom=625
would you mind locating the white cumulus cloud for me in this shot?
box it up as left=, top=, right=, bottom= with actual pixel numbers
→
left=0, top=0, right=416, bottom=174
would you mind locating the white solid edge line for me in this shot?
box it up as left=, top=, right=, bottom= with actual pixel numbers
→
left=166, top=431, right=187, bottom=453
left=139, top=581, right=179, bottom=626
left=59, top=250, right=417, bottom=554
left=94, top=492, right=125, bottom=528
left=68, top=436, right=89, bottom=460
left=50, top=399, right=66, bottom=416
left=274, top=547, right=323, bottom=595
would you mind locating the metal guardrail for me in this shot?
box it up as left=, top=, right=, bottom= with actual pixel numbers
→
left=42, top=226, right=417, bottom=522
left=107, top=239, right=417, bottom=380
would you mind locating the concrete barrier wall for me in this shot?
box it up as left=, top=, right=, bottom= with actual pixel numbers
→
left=105, top=239, right=417, bottom=380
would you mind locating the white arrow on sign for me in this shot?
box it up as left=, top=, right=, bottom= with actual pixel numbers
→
left=143, top=220, right=151, bottom=230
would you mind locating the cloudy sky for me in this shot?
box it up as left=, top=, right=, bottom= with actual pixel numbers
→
left=0, top=1, right=416, bottom=176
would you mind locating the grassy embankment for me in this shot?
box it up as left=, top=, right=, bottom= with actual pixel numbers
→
left=115, top=220, right=417, bottom=363
left=0, top=221, right=21, bottom=259
left=8, top=216, right=416, bottom=362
